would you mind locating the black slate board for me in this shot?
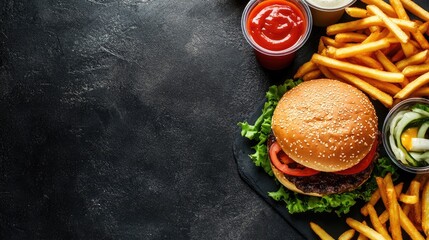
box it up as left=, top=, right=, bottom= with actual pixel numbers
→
left=233, top=99, right=395, bottom=239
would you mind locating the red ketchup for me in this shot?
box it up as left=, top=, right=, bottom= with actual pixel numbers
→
left=244, top=0, right=310, bottom=70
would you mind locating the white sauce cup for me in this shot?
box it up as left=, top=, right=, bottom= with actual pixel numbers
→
left=304, top=0, right=356, bottom=27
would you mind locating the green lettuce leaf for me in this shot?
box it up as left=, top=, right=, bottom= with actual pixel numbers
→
left=238, top=79, right=302, bottom=176
left=238, top=79, right=399, bottom=216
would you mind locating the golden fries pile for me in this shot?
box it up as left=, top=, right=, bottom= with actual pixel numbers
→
left=310, top=173, right=429, bottom=240
left=295, top=0, right=429, bottom=108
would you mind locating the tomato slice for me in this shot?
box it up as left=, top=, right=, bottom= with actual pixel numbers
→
left=269, top=142, right=320, bottom=176
left=333, top=139, right=378, bottom=175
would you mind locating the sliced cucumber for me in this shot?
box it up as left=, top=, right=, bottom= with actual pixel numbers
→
left=389, top=134, right=406, bottom=164
left=418, top=122, right=429, bottom=138
left=409, top=151, right=429, bottom=166
left=411, top=108, right=429, bottom=117
left=409, top=151, right=429, bottom=161
left=389, top=110, right=407, bottom=136
left=394, top=112, right=423, bottom=139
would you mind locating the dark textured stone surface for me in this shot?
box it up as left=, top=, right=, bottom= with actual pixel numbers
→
left=0, top=0, right=304, bottom=239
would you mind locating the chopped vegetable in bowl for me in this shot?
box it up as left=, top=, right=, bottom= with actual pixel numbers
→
left=383, top=98, right=429, bottom=174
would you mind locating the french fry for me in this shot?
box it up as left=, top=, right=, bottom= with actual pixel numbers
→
left=384, top=172, right=394, bottom=188
left=352, top=55, right=384, bottom=71
left=369, top=25, right=382, bottom=33
left=385, top=174, right=402, bottom=240
left=329, top=38, right=390, bottom=58
left=422, top=180, right=429, bottom=237
left=395, top=50, right=428, bottom=70
left=390, top=17, right=419, bottom=32
left=400, top=0, right=429, bottom=21
left=309, top=222, right=335, bottom=240
left=357, top=221, right=369, bottom=240
left=385, top=37, right=402, bottom=44
left=362, top=0, right=398, bottom=17
left=401, top=42, right=418, bottom=58
left=346, top=218, right=385, bottom=240
left=317, top=65, right=338, bottom=80
left=335, top=32, right=368, bottom=43
left=362, top=77, right=401, bottom=95
left=420, top=175, right=429, bottom=188
left=361, top=182, right=403, bottom=216
left=294, top=61, right=318, bottom=79
left=405, top=176, right=423, bottom=192
left=366, top=204, right=392, bottom=240
left=386, top=37, right=402, bottom=44
left=302, top=69, right=322, bottom=81
left=318, top=38, right=325, bottom=53
left=410, top=87, right=429, bottom=97
left=325, top=46, right=338, bottom=57
left=402, top=202, right=412, bottom=216
left=411, top=29, right=429, bottom=49
left=311, top=53, right=405, bottom=83
left=330, top=69, right=393, bottom=107
left=418, top=21, right=429, bottom=34
left=382, top=42, right=401, bottom=56
left=363, top=30, right=381, bottom=44
left=394, top=181, right=405, bottom=196
left=420, top=176, right=429, bottom=196
left=379, top=181, right=404, bottom=224
left=390, top=0, right=410, bottom=20
left=357, top=233, right=369, bottom=240
left=395, top=71, right=429, bottom=99
left=367, top=5, right=409, bottom=44
left=338, top=229, right=356, bottom=240
left=402, top=63, right=429, bottom=77
left=409, top=39, right=421, bottom=49
left=378, top=209, right=389, bottom=224
left=399, top=193, right=418, bottom=204
left=410, top=180, right=422, bottom=225
left=345, top=7, right=368, bottom=18
left=376, top=177, right=389, bottom=208
left=361, top=189, right=381, bottom=216
left=327, top=16, right=417, bottom=35
left=375, top=51, right=409, bottom=87
left=374, top=50, right=400, bottom=72
left=415, top=19, right=424, bottom=25
left=321, top=36, right=347, bottom=48
left=398, top=206, right=425, bottom=240
left=378, top=28, right=392, bottom=40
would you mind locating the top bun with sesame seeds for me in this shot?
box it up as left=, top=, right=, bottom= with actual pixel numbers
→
left=271, top=79, right=378, bottom=172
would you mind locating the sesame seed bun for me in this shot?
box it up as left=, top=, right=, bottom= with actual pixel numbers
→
left=271, top=79, right=378, bottom=172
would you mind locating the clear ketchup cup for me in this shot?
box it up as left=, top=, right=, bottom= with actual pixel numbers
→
left=241, top=0, right=312, bottom=70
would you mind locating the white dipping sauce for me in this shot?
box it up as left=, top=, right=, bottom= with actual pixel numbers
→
left=306, top=0, right=354, bottom=9
left=304, top=0, right=356, bottom=26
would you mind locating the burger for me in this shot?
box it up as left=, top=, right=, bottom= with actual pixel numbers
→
left=268, top=79, right=379, bottom=197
